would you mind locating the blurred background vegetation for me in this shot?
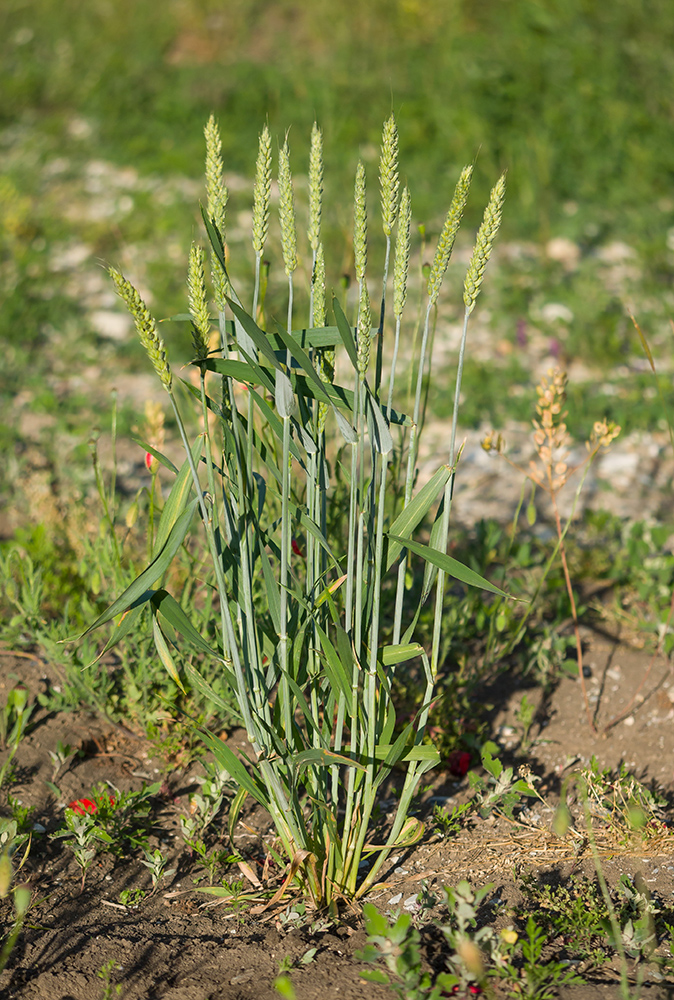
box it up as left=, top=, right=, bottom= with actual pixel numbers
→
left=3, top=0, right=674, bottom=236
left=2, top=0, right=674, bottom=498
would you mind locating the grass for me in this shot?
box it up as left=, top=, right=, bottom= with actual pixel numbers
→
left=1, top=8, right=674, bottom=988
left=75, top=114, right=509, bottom=907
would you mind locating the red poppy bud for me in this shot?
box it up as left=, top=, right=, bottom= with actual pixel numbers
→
left=448, top=750, right=471, bottom=777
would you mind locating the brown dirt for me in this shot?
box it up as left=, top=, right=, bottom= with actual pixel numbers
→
left=1, top=629, right=674, bottom=1000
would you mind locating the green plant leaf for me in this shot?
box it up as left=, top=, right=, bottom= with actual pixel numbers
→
left=366, top=387, right=393, bottom=454
left=387, top=534, right=511, bottom=597
left=380, top=643, right=424, bottom=666
left=151, top=589, right=224, bottom=661
left=228, top=786, right=248, bottom=844
left=332, top=298, right=359, bottom=371
left=198, top=731, right=268, bottom=808
left=153, top=437, right=202, bottom=556
left=79, top=498, right=199, bottom=638
left=290, top=748, right=367, bottom=777
left=275, top=369, right=296, bottom=418
left=152, top=614, right=186, bottom=693
left=385, top=465, right=453, bottom=570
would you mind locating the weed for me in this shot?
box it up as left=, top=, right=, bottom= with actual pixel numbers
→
left=118, top=887, right=147, bottom=907
left=358, top=903, right=454, bottom=999
left=495, top=914, right=585, bottom=999
left=518, top=871, right=613, bottom=964
left=96, top=958, right=122, bottom=999
left=468, top=741, right=541, bottom=819
left=484, top=368, right=620, bottom=732
left=581, top=757, right=670, bottom=844
left=513, top=693, right=536, bottom=749
left=0, top=686, right=35, bottom=793
left=431, top=801, right=472, bottom=840
left=51, top=781, right=160, bottom=889
left=139, top=847, right=175, bottom=892
left=0, top=821, right=32, bottom=975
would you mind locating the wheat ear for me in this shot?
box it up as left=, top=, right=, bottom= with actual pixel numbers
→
left=427, top=165, right=473, bottom=306
left=463, top=172, right=506, bottom=314
left=187, top=243, right=211, bottom=359
left=110, top=269, right=171, bottom=391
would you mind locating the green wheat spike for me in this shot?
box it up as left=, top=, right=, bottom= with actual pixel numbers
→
left=463, top=172, right=506, bottom=314
left=278, top=137, right=297, bottom=277
left=252, top=124, right=272, bottom=256
left=380, top=114, right=399, bottom=239
left=308, top=122, right=323, bottom=254
left=427, top=165, right=473, bottom=306
left=187, top=243, right=211, bottom=359
left=357, top=279, right=372, bottom=381
left=204, top=114, right=230, bottom=306
left=354, top=160, right=367, bottom=284
left=393, top=186, right=411, bottom=319
left=109, top=269, right=171, bottom=391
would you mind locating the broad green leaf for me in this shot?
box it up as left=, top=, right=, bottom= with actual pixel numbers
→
left=151, top=589, right=225, bottom=662
left=373, top=744, right=440, bottom=764
left=152, top=615, right=186, bottom=693
left=378, top=722, right=414, bottom=768
left=198, top=730, right=268, bottom=807
left=85, top=601, right=145, bottom=666
left=387, top=534, right=511, bottom=598
left=259, top=544, right=281, bottom=635
left=273, top=324, right=334, bottom=408
left=332, top=298, right=359, bottom=371
left=290, top=748, right=366, bottom=777
left=79, top=498, right=198, bottom=637
left=130, top=437, right=179, bottom=475
left=386, top=465, right=453, bottom=570
left=333, top=407, right=358, bottom=443
left=203, top=357, right=275, bottom=395
left=182, top=661, right=239, bottom=716
left=153, top=438, right=202, bottom=556
left=314, top=623, right=353, bottom=714
left=366, top=388, right=393, bottom=454
left=228, top=786, right=248, bottom=844
left=381, top=643, right=423, bottom=666
left=275, top=369, right=295, bottom=418
left=227, top=298, right=281, bottom=371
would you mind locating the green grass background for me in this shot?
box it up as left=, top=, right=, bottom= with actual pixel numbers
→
left=2, top=0, right=674, bottom=473
left=3, top=0, right=674, bottom=236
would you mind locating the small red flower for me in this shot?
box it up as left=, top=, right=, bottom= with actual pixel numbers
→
left=291, top=538, right=304, bottom=557
left=145, top=451, right=154, bottom=472
left=67, top=794, right=115, bottom=816
left=67, top=798, right=98, bottom=816
left=447, top=750, right=471, bottom=778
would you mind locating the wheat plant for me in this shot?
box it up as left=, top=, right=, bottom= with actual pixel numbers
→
left=80, top=116, right=507, bottom=907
